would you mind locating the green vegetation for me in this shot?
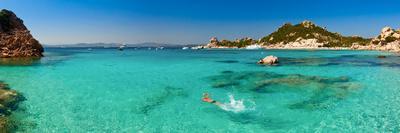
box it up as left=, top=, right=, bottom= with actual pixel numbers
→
left=330, top=36, right=371, bottom=47
left=216, top=38, right=257, bottom=48
left=211, top=21, right=371, bottom=48
left=385, top=36, right=398, bottom=43
left=0, top=10, right=7, bottom=18
left=259, top=21, right=371, bottom=47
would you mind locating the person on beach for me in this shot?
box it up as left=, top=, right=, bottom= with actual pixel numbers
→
left=202, top=93, right=222, bottom=106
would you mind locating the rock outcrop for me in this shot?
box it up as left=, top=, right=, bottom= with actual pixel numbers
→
left=372, top=27, right=400, bottom=44
left=0, top=81, right=25, bottom=132
left=0, top=9, right=43, bottom=58
left=351, top=26, right=400, bottom=52
left=266, top=38, right=324, bottom=49
left=207, top=37, right=219, bottom=47
left=258, top=55, right=279, bottom=65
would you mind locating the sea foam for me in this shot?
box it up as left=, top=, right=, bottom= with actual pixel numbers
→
left=219, top=94, right=255, bottom=113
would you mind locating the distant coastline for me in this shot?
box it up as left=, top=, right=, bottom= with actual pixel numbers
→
left=43, top=42, right=200, bottom=48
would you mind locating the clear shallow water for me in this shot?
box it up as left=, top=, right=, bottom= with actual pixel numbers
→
left=1, top=48, right=400, bottom=132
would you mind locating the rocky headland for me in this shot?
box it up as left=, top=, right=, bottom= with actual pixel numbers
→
left=0, top=9, right=43, bottom=58
left=196, top=20, right=400, bottom=52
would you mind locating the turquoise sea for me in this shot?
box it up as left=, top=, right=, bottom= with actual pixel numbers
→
left=1, top=48, right=400, bottom=132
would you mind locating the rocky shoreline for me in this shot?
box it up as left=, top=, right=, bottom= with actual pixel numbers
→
left=193, top=45, right=353, bottom=50
left=195, top=21, right=400, bottom=53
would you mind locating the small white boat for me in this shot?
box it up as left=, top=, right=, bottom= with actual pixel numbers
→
left=191, top=46, right=204, bottom=50
left=118, top=43, right=126, bottom=51
left=245, top=44, right=262, bottom=49
left=182, top=47, right=189, bottom=50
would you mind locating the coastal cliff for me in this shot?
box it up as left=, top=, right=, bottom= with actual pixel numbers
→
left=0, top=9, right=43, bottom=58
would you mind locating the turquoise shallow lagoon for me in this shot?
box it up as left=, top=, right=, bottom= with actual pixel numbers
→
left=1, top=48, right=400, bottom=132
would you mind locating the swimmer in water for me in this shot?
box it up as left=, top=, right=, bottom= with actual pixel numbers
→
left=202, top=93, right=222, bottom=106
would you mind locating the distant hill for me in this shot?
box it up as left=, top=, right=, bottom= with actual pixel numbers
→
left=259, top=21, right=371, bottom=47
left=202, top=20, right=371, bottom=49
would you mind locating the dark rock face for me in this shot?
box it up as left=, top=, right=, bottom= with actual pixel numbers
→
left=0, top=9, right=43, bottom=58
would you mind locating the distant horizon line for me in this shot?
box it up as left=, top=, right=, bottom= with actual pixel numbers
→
left=42, top=42, right=202, bottom=47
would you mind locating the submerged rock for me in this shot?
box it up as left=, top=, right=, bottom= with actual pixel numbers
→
left=377, top=55, right=386, bottom=58
left=0, top=9, right=44, bottom=58
left=0, top=57, right=40, bottom=66
left=258, top=55, right=279, bottom=65
left=206, top=71, right=360, bottom=110
left=0, top=81, right=25, bottom=132
left=135, top=86, right=187, bottom=115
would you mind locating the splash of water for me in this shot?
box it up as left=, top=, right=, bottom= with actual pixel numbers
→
left=219, top=94, right=255, bottom=113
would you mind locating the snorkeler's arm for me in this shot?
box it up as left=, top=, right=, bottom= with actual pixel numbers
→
left=212, top=101, right=223, bottom=106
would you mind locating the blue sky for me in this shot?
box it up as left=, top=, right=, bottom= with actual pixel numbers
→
left=1, top=0, right=400, bottom=44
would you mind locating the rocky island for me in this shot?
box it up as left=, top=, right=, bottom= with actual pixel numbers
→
left=196, top=20, right=400, bottom=52
left=0, top=9, right=43, bottom=58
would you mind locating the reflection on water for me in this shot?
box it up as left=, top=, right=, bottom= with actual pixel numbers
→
left=0, top=58, right=41, bottom=66
left=0, top=48, right=85, bottom=67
